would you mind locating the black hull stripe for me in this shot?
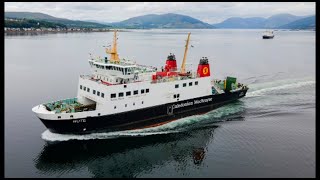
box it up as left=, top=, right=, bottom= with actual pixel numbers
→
left=39, top=89, right=248, bottom=134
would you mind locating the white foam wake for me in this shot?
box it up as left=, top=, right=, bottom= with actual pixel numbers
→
left=247, top=80, right=315, bottom=97
left=41, top=113, right=208, bottom=142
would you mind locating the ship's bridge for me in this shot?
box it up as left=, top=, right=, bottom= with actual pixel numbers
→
left=88, top=57, right=157, bottom=84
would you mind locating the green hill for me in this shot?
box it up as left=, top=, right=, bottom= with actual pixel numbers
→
left=111, top=13, right=215, bottom=29
left=5, top=12, right=111, bottom=28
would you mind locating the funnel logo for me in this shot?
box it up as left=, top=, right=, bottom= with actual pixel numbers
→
left=203, top=67, right=209, bottom=75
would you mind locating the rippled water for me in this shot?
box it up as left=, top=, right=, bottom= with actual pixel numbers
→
left=5, top=29, right=315, bottom=178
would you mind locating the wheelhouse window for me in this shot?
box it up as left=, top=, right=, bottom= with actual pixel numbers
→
left=119, top=92, right=124, bottom=97
left=134, top=90, right=138, bottom=95
left=111, top=93, right=116, bottom=98
left=141, top=89, right=145, bottom=94
left=80, top=85, right=82, bottom=89
left=195, top=81, right=198, bottom=85
left=175, top=84, right=179, bottom=88
left=189, top=82, right=193, bottom=86
left=84, top=87, right=86, bottom=91
left=146, top=88, right=149, bottom=93
left=97, top=91, right=100, bottom=96
left=87, top=88, right=90, bottom=92
left=126, top=91, right=131, bottom=96
left=93, top=90, right=96, bottom=95
left=101, top=93, right=104, bottom=98
left=183, top=83, right=186, bottom=87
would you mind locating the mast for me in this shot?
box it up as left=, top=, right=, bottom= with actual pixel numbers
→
left=180, top=32, right=191, bottom=74
left=106, top=30, right=120, bottom=63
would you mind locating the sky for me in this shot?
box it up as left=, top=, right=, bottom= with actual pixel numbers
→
left=5, top=2, right=315, bottom=24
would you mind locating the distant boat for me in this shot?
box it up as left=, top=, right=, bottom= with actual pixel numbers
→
left=262, top=30, right=274, bottom=39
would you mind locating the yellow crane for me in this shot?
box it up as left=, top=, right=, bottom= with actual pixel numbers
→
left=180, top=32, right=191, bottom=74
left=105, top=30, right=120, bottom=63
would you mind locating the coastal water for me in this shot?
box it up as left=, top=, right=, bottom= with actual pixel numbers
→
left=5, top=29, right=315, bottom=178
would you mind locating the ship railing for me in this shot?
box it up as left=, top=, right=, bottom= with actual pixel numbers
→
left=151, top=73, right=197, bottom=84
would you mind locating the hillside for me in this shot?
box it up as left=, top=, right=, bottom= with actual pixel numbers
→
left=111, top=13, right=215, bottom=29
left=213, top=17, right=266, bottom=29
left=278, top=15, right=315, bottom=29
left=263, top=13, right=302, bottom=28
left=5, top=18, right=67, bottom=28
left=5, top=12, right=111, bottom=28
left=212, top=13, right=313, bottom=29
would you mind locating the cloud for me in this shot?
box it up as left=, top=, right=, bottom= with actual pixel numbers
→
left=4, top=2, right=315, bottom=24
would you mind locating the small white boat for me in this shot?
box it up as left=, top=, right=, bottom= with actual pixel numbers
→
left=262, top=30, right=274, bottom=39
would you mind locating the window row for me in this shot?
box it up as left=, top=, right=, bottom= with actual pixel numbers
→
left=175, top=81, right=198, bottom=88
left=90, top=62, right=134, bottom=75
left=111, top=88, right=149, bottom=99
left=113, top=101, right=144, bottom=109
left=80, top=85, right=104, bottom=98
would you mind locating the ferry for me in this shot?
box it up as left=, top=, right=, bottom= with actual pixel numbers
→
left=32, top=31, right=249, bottom=134
left=262, top=30, right=274, bottom=39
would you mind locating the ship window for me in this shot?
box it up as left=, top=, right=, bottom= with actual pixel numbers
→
left=98, top=113, right=100, bottom=116
left=133, top=102, right=135, bottom=106
left=84, top=87, right=86, bottom=91
left=175, top=84, right=179, bottom=88
left=101, top=66, right=105, bottom=69
left=97, top=91, right=100, bottom=96
left=146, top=88, right=149, bottom=93
left=87, top=88, right=90, bottom=92
left=114, top=106, right=116, bottom=109
left=125, top=104, right=127, bottom=107
left=183, top=83, right=186, bottom=87
left=111, top=93, right=116, bottom=98
left=174, top=94, right=177, bottom=98
left=141, top=89, right=145, bottom=94
left=80, top=85, right=82, bottom=89
left=177, top=94, right=180, bottom=98
left=70, top=115, right=73, bottom=118
left=93, top=90, right=96, bottom=95
left=119, top=92, right=124, bottom=97
left=101, top=93, right=104, bottom=98
left=124, top=85, right=127, bottom=88
left=134, top=90, right=138, bottom=95
left=126, top=91, right=131, bottom=96
left=58, top=116, right=61, bottom=119
left=195, top=81, right=198, bottom=85
left=189, top=82, right=193, bottom=86
left=142, top=101, right=144, bottom=104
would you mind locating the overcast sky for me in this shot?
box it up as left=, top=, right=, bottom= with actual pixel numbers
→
left=5, top=2, right=315, bottom=24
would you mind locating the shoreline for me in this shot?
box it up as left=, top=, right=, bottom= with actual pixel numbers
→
left=4, top=29, right=130, bottom=36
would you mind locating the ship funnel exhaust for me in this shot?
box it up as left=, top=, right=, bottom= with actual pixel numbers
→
left=165, top=53, right=177, bottom=72
left=197, top=57, right=210, bottom=77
